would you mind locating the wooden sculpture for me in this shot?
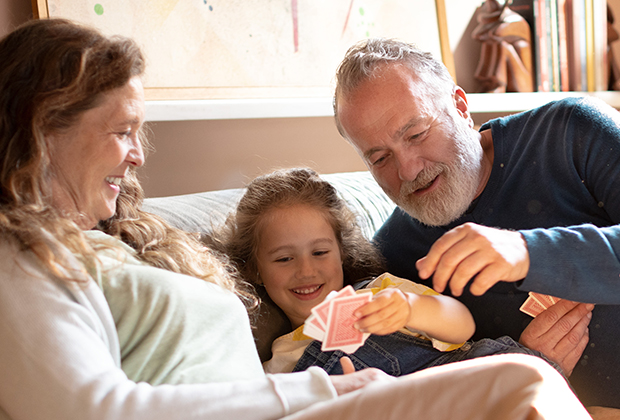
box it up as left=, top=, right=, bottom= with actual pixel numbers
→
left=472, top=0, right=534, bottom=93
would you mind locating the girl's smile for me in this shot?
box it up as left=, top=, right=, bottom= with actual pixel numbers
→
left=256, top=204, right=344, bottom=329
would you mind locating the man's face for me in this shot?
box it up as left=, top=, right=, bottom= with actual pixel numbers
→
left=336, top=64, right=484, bottom=226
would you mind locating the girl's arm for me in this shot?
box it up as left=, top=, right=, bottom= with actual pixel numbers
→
left=354, top=288, right=475, bottom=343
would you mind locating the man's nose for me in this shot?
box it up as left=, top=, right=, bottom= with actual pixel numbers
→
left=395, top=151, right=423, bottom=182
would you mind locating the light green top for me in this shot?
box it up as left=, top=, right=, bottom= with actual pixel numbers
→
left=84, top=230, right=264, bottom=385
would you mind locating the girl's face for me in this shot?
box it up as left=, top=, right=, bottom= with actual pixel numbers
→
left=256, top=203, right=344, bottom=329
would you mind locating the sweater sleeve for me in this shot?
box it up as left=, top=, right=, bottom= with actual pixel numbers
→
left=520, top=224, right=620, bottom=304
left=517, top=98, right=620, bottom=304
left=0, top=242, right=336, bottom=420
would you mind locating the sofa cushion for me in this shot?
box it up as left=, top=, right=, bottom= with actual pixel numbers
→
left=142, top=187, right=243, bottom=241
left=142, top=171, right=396, bottom=362
left=142, top=171, right=394, bottom=240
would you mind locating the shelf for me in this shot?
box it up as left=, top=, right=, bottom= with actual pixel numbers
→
left=145, top=97, right=335, bottom=122
left=144, top=91, right=620, bottom=122
left=466, top=91, right=620, bottom=113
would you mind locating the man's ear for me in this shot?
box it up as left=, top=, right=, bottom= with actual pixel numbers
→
left=453, top=86, right=474, bottom=128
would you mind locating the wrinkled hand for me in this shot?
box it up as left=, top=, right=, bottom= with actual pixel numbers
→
left=329, top=356, right=395, bottom=396
left=416, top=223, right=530, bottom=296
left=519, top=300, right=594, bottom=376
left=353, top=288, right=411, bottom=335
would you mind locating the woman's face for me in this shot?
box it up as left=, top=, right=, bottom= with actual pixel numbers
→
left=47, top=77, right=145, bottom=229
left=256, top=204, right=344, bottom=329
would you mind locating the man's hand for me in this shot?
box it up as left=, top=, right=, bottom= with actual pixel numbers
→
left=329, top=356, right=395, bottom=396
left=519, top=300, right=594, bottom=376
left=416, top=222, right=530, bottom=296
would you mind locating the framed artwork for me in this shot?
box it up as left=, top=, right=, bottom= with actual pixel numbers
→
left=34, top=0, right=455, bottom=101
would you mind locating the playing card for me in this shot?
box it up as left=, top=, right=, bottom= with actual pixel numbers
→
left=311, top=285, right=355, bottom=329
left=520, top=294, right=546, bottom=317
left=321, top=292, right=372, bottom=353
left=530, top=292, right=559, bottom=308
left=303, top=313, right=326, bottom=341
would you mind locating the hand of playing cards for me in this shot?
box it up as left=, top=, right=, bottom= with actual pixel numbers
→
left=303, top=285, right=372, bottom=354
left=520, top=292, right=560, bottom=317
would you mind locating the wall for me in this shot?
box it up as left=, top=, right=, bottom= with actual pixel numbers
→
left=137, top=0, right=482, bottom=197
left=6, top=0, right=587, bottom=198
left=139, top=0, right=620, bottom=197
left=1, top=0, right=373, bottom=197
left=0, top=0, right=31, bottom=33
left=142, top=116, right=365, bottom=195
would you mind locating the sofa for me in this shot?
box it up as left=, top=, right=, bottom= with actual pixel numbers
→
left=143, top=171, right=620, bottom=417
left=142, top=170, right=396, bottom=363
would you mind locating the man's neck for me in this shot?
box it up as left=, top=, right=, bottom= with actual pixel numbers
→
left=473, top=129, right=495, bottom=200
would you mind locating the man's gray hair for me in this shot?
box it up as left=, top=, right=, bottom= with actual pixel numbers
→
left=333, top=38, right=455, bottom=137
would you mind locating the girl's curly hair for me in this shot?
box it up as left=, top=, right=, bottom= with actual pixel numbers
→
left=210, top=168, right=385, bottom=291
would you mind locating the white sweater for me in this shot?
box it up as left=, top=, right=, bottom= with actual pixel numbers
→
left=0, top=232, right=336, bottom=420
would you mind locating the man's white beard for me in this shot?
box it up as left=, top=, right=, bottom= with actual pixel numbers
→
left=391, top=125, right=483, bottom=227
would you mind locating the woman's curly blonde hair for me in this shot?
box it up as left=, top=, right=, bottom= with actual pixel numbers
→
left=0, top=19, right=257, bottom=312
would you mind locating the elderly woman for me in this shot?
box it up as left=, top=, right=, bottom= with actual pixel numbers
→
left=0, top=18, right=591, bottom=420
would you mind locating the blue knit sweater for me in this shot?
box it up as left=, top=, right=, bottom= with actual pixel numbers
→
left=374, top=97, right=620, bottom=407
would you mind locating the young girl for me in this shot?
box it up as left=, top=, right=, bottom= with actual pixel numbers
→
left=215, top=168, right=560, bottom=376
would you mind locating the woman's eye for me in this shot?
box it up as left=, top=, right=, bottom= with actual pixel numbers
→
left=116, top=130, right=132, bottom=139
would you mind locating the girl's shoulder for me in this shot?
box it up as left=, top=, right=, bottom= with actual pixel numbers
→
left=361, top=272, right=439, bottom=296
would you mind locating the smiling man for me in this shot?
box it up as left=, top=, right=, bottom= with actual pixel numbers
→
left=333, top=37, right=620, bottom=409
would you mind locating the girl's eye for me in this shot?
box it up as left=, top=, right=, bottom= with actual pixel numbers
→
left=313, top=250, right=329, bottom=256
left=274, top=257, right=292, bottom=263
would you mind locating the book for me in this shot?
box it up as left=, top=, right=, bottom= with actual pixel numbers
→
left=549, top=0, right=561, bottom=91
left=585, top=0, right=596, bottom=91
left=593, top=0, right=608, bottom=91
left=566, top=0, right=588, bottom=90
left=536, top=0, right=551, bottom=91
left=484, top=0, right=611, bottom=93
left=557, top=0, right=570, bottom=91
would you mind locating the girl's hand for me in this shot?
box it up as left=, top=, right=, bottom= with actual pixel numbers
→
left=352, top=287, right=475, bottom=344
left=353, top=288, right=413, bottom=335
